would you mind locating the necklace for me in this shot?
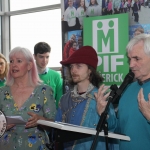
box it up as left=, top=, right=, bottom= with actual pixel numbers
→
left=62, top=84, right=95, bottom=122
left=77, top=91, right=86, bottom=95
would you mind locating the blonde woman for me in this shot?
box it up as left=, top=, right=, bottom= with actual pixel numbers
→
left=0, top=53, right=8, bottom=87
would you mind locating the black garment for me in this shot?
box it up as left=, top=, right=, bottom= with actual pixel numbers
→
left=114, top=8, right=120, bottom=14
left=134, top=13, right=139, bottom=22
left=133, top=2, right=139, bottom=12
left=133, top=2, right=139, bottom=22
left=131, top=7, right=134, bottom=16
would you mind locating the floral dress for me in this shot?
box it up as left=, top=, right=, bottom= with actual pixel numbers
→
left=0, top=84, right=56, bottom=150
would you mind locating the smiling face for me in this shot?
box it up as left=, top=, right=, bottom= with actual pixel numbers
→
left=91, top=0, right=96, bottom=5
left=0, top=58, right=6, bottom=76
left=70, top=35, right=76, bottom=43
left=9, top=52, right=32, bottom=79
left=72, top=42, right=77, bottom=50
left=34, top=52, right=49, bottom=70
left=128, top=40, right=150, bottom=81
left=80, top=0, right=85, bottom=7
left=68, top=0, right=73, bottom=7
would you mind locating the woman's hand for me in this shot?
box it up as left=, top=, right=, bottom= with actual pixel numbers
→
left=7, top=124, right=15, bottom=130
left=25, top=112, right=45, bottom=128
left=95, top=84, right=110, bottom=115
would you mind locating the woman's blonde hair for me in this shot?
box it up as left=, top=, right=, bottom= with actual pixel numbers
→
left=0, top=53, right=8, bottom=79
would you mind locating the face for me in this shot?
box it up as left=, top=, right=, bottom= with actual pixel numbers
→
left=70, top=35, right=76, bottom=43
left=134, top=30, right=142, bottom=36
left=68, top=0, right=73, bottom=6
left=72, top=43, right=77, bottom=50
left=70, top=63, right=91, bottom=84
left=128, top=41, right=150, bottom=81
left=80, top=0, right=84, bottom=6
left=34, top=52, right=49, bottom=69
left=78, top=37, right=83, bottom=47
left=0, top=58, right=6, bottom=75
left=91, top=0, right=96, bottom=5
left=9, top=53, right=32, bottom=79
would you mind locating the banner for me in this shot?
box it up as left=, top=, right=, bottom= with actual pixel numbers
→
left=84, top=14, right=129, bottom=86
left=61, top=0, right=150, bottom=91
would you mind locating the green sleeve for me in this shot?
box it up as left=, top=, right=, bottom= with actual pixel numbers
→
left=55, top=73, right=63, bottom=109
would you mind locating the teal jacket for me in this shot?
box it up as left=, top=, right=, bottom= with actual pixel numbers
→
left=117, top=81, right=150, bottom=150
left=56, top=85, right=119, bottom=150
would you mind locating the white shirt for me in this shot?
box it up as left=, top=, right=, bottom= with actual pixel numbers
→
left=77, top=7, right=86, bottom=26
left=64, top=6, right=77, bottom=27
left=124, top=1, right=128, bottom=8
left=113, top=0, right=121, bottom=10
left=87, top=5, right=102, bottom=16
left=131, top=1, right=134, bottom=7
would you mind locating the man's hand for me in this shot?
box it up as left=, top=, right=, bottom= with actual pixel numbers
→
left=95, top=84, right=110, bottom=115
left=138, top=88, right=150, bottom=121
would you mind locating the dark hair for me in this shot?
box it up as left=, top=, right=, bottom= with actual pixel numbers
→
left=88, top=66, right=104, bottom=88
left=34, top=42, right=51, bottom=55
left=89, top=0, right=98, bottom=6
left=66, top=65, right=103, bottom=88
left=79, top=0, right=86, bottom=12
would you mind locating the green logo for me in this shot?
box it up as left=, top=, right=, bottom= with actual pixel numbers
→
left=91, top=9, right=94, bottom=15
left=71, top=11, right=74, bottom=17
left=84, top=14, right=129, bottom=85
left=81, top=10, right=84, bottom=15
left=97, top=20, right=114, bottom=53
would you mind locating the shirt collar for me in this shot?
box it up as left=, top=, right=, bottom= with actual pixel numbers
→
left=39, top=67, right=49, bottom=75
left=138, top=78, right=150, bottom=85
left=72, top=83, right=95, bottom=99
left=0, top=78, right=6, bottom=82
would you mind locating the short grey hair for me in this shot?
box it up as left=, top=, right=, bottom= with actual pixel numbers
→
left=126, top=34, right=150, bottom=56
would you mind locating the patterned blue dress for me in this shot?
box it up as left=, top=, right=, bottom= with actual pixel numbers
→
left=0, top=84, right=56, bottom=150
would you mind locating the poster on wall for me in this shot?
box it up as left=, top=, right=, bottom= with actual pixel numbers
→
left=61, top=0, right=150, bottom=92
left=84, top=13, right=129, bottom=86
left=128, top=0, right=150, bottom=39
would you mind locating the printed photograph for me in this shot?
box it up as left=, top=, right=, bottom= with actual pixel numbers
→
left=63, top=30, right=83, bottom=60
left=62, top=0, right=104, bottom=31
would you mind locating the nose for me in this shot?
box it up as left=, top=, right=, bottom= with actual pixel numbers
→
left=43, top=57, right=47, bottom=63
left=71, top=65, right=77, bottom=73
left=129, top=59, right=135, bottom=69
left=11, top=62, right=15, bottom=66
left=44, top=58, right=46, bottom=62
